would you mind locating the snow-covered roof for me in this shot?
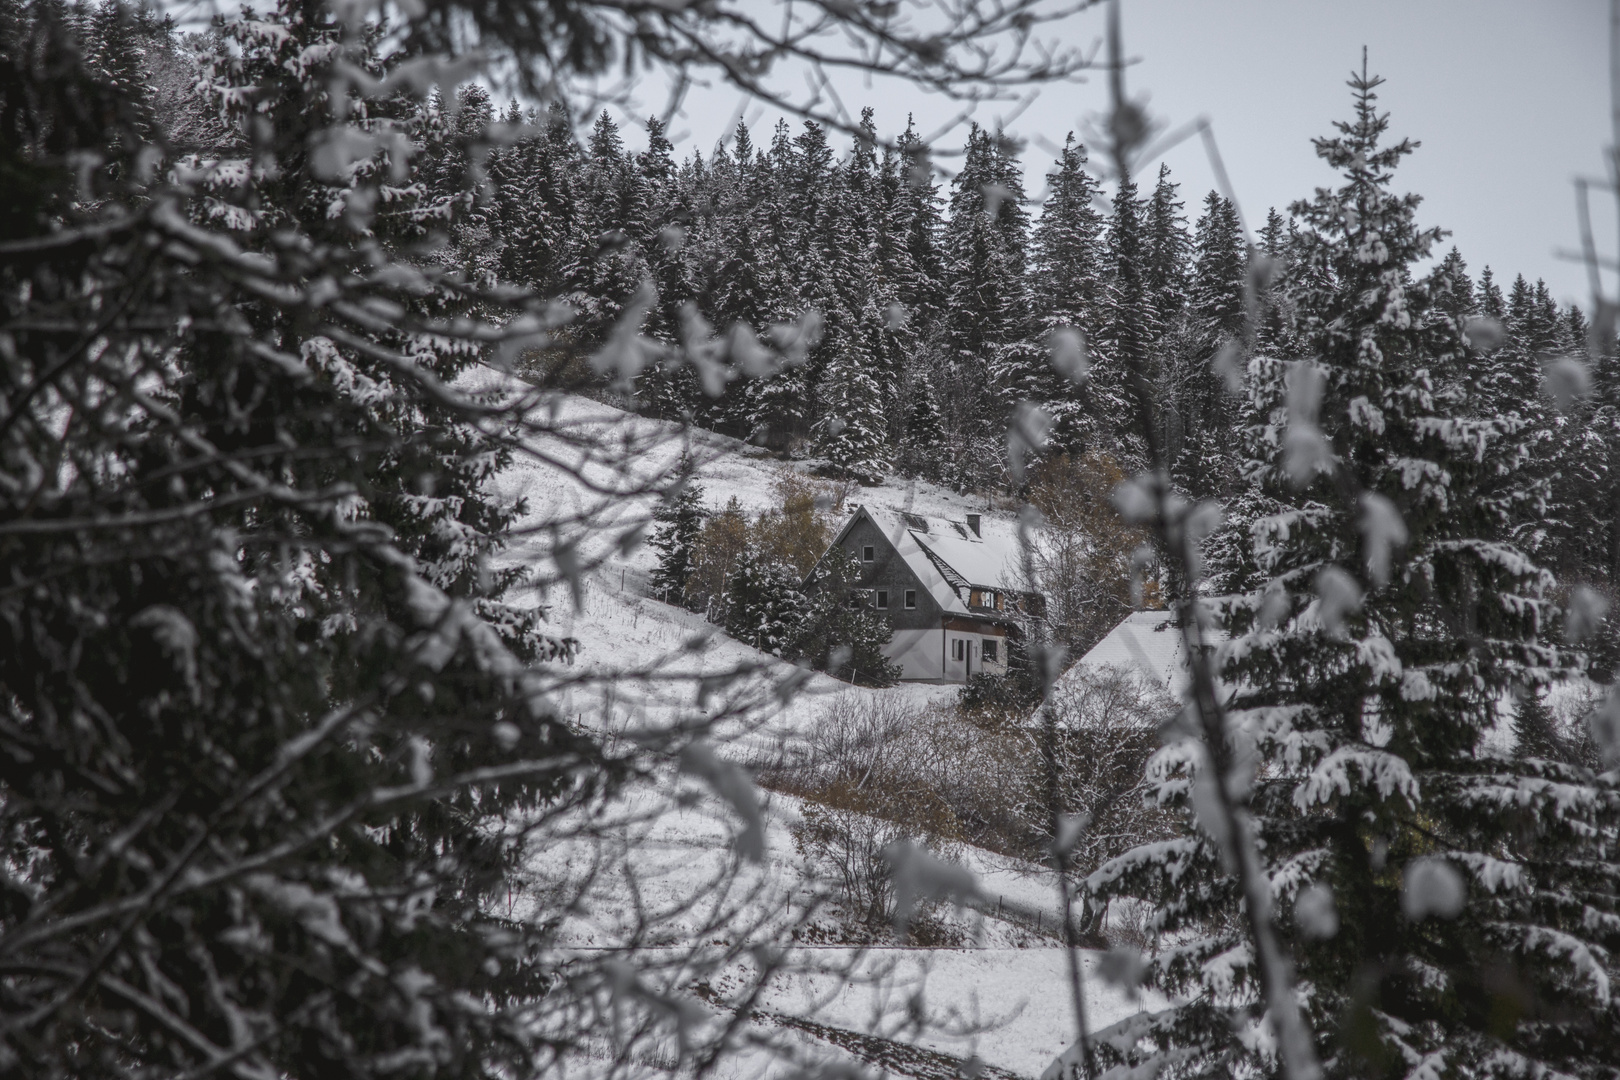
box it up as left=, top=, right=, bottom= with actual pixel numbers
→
left=825, top=505, right=1026, bottom=619
left=1068, top=610, right=1191, bottom=693
left=1065, top=609, right=1234, bottom=698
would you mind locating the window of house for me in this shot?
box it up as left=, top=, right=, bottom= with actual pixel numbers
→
left=848, top=590, right=866, bottom=608
left=876, top=590, right=889, bottom=609
left=862, top=545, right=875, bottom=562
left=982, top=639, right=998, bottom=664
left=904, top=590, right=916, bottom=609
left=952, top=638, right=965, bottom=662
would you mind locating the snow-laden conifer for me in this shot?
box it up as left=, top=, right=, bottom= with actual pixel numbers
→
left=1030, top=134, right=1106, bottom=448
left=1091, top=61, right=1620, bottom=1078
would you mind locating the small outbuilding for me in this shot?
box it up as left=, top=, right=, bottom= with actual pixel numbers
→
left=804, top=505, right=1029, bottom=683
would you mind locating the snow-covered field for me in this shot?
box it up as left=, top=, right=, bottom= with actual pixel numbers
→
left=524, top=779, right=1160, bottom=1079
left=463, top=368, right=1157, bottom=1077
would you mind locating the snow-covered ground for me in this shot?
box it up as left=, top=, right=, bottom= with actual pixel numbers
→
left=524, top=778, right=1159, bottom=1079
left=460, top=368, right=1158, bottom=1078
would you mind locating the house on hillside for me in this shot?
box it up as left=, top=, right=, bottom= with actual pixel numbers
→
left=803, top=505, right=1030, bottom=683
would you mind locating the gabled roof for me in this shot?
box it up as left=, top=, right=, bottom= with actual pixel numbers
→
left=1064, top=610, right=1228, bottom=695
left=1070, top=610, right=1189, bottom=692
left=817, top=505, right=1026, bottom=620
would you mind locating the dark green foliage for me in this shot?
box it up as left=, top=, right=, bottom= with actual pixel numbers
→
left=1029, top=134, right=1106, bottom=448
left=1092, top=64, right=1620, bottom=1080
left=1089, top=174, right=1153, bottom=459
left=797, top=548, right=902, bottom=686
left=1143, top=163, right=1189, bottom=328
left=648, top=474, right=706, bottom=602
left=724, top=553, right=808, bottom=656
left=0, top=7, right=614, bottom=1076
left=1511, top=687, right=1568, bottom=763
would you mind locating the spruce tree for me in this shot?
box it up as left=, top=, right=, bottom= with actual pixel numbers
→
left=1093, top=62, right=1620, bottom=1079
left=85, top=0, right=153, bottom=143
left=943, top=124, right=1035, bottom=436
left=1511, top=687, right=1567, bottom=764
left=1088, top=174, right=1154, bottom=459
left=808, top=151, right=890, bottom=480
left=1478, top=265, right=1507, bottom=321
left=559, top=110, right=651, bottom=353
left=1143, top=162, right=1190, bottom=329
left=1187, top=190, right=1247, bottom=350
left=887, top=118, right=948, bottom=326
left=1172, top=190, right=1247, bottom=495
left=724, top=554, right=809, bottom=656
left=648, top=474, right=706, bottom=603
left=1432, top=247, right=1476, bottom=322
left=1030, top=134, right=1107, bottom=446
left=636, top=115, right=702, bottom=417
left=1255, top=206, right=1297, bottom=355
left=0, top=6, right=609, bottom=1074
left=493, top=101, right=578, bottom=299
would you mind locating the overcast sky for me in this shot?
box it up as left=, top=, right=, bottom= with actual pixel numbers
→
left=633, top=0, right=1609, bottom=309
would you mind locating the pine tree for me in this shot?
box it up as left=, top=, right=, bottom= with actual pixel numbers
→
left=636, top=115, right=702, bottom=418
left=1173, top=190, right=1247, bottom=494
left=85, top=0, right=153, bottom=143
left=648, top=474, right=706, bottom=603
left=562, top=110, right=651, bottom=352
left=1511, top=687, right=1567, bottom=763
left=1432, top=247, right=1476, bottom=321
left=0, top=5, right=604, bottom=1074
left=1030, top=134, right=1107, bottom=446
left=808, top=151, right=890, bottom=479
left=797, top=549, right=903, bottom=685
left=1187, top=191, right=1247, bottom=349
left=886, top=118, right=947, bottom=326
left=1254, top=206, right=1297, bottom=354
left=1093, top=62, right=1620, bottom=1079
left=942, top=124, right=1035, bottom=436
left=493, top=101, right=579, bottom=298
left=814, top=321, right=892, bottom=482
left=1088, top=174, right=1154, bottom=459
left=1143, top=162, right=1190, bottom=328
left=1478, top=265, right=1507, bottom=321
left=724, top=554, right=809, bottom=656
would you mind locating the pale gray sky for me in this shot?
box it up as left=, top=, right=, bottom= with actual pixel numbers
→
left=634, top=0, right=1609, bottom=309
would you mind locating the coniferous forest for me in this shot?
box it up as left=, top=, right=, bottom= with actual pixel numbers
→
left=5, top=1, right=1620, bottom=1079
left=435, top=83, right=1620, bottom=676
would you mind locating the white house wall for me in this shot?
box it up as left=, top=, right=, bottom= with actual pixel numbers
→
left=884, top=628, right=1009, bottom=683
left=886, top=628, right=946, bottom=681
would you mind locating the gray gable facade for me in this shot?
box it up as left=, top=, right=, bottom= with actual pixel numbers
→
left=805, top=506, right=1028, bottom=683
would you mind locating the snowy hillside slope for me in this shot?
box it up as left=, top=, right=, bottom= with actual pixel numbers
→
left=522, top=781, right=1164, bottom=1079
left=462, top=368, right=1161, bottom=1078
left=466, top=365, right=1001, bottom=742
